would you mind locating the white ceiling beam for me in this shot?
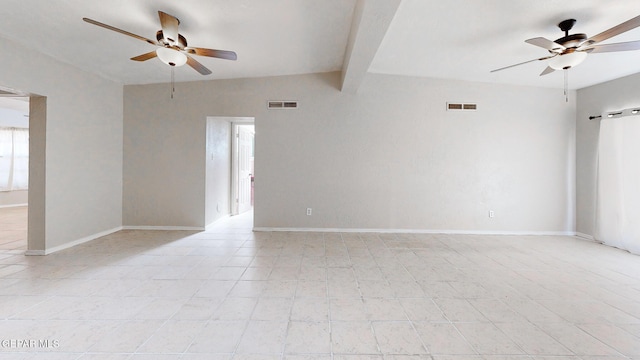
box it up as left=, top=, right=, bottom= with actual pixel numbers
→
left=341, top=0, right=402, bottom=93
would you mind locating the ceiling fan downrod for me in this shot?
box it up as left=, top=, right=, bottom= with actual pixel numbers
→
left=558, top=19, right=576, bottom=37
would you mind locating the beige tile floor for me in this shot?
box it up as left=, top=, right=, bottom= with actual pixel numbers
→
left=0, top=206, right=28, bottom=252
left=0, top=211, right=639, bottom=359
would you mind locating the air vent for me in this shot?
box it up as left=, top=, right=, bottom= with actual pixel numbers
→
left=447, top=102, right=477, bottom=111
left=268, top=100, right=298, bottom=109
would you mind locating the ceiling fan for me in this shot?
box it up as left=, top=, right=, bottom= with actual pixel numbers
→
left=83, top=11, right=237, bottom=75
left=491, top=14, right=640, bottom=76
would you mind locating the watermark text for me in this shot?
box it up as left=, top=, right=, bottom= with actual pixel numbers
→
left=1, top=339, right=60, bottom=349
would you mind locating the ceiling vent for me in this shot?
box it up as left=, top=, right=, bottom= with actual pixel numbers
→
left=447, top=102, right=477, bottom=111
left=268, top=100, right=298, bottom=109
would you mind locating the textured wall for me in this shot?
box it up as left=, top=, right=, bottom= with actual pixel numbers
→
left=124, top=73, right=575, bottom=232
left=124, top=72, right=576, bottom=233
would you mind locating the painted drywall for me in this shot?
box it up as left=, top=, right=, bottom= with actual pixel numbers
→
left=0, top=36, right=123, bottom=251
left=28, top=96, right=46, bottom=252
left=123, top=89, right=204, bottom=228
left=205, top=117, right=232, bottom=226
left=576, top=72, right=640, bottom=238
left=124, top=71, right=575, bottom=233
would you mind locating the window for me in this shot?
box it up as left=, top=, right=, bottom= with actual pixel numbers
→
left=0, top=127, right=29, bottom=191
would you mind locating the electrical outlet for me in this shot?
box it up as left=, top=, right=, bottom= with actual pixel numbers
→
left=489, top=210, right=495, bottom=218
left=306, top=208, right=312, bottom=216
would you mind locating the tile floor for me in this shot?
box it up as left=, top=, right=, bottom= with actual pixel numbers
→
left=0, top=206, right=28, bottom=251
left=0, top=211, right=639, bottom=359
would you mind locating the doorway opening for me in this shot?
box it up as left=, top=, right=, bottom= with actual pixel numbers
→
left=0, top=94, right=29, bottom=253
left=204, top=117, right=254, bottom=228
left=0, top=85, right=46, bottom=255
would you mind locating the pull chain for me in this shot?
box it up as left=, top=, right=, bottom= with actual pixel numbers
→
left=171, top=66, right=175, bottom=99
left=564, top=69, right=568, bottom=103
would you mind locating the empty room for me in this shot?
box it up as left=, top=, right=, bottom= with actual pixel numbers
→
left=0, top=0, right=639, bottom=359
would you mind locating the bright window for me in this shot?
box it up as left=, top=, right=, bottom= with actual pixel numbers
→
left=0, top=127, right=29, bottom=191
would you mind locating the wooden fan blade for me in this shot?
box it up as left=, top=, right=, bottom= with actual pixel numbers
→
left=585, top=14, right=640, bottom=45
left=581, top=40, right=640, bottom=53
left=83, top=18, right=157, bottom=46
left=186, top=55, right=212, bottom=75
left=525, top=37, right=565, bottom=51
left=185, top=47, right=237, bottom=60
left=158, top=11, right=180, bottom=45
left=490, top=55, right=556, bottom=73
left=131, top=51, right=158, bottom=61
left=540, top=66, right=555, bottom=76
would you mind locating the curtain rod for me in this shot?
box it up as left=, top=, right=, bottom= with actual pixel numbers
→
left=589, top=107, right=640, bottom=120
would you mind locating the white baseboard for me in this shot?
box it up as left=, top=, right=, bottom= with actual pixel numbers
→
left=26, top=225, right=206, bottom=256
left=0, top=203, right=27, bottom=209
left=24, top=249, right=45, bottom=256
left=122, top=225, right=205, bottom=231
left=575, top=232, right=599, bottom=242
left=25, top=226, right=123, bottom=256
left=252, top=227, right=576, bottom=236
left=575, top=232, right=594, bottom=240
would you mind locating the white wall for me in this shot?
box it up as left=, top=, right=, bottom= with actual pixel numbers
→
left=123, top=87, right=206, bottom=228
left=124, top=72, right=576, bottom=233
left=576, top=72, right=640, bottom=238
left=0, top=36, right=123, bottom=252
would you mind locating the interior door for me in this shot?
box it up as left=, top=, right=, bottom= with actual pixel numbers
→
left=237, top=125, right=254, bottom=214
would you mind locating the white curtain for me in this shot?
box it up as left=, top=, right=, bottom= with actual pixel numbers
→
left=595, top=117, right=640, bottom=255
left=0, top=128, right=29, bottom=191
left=12, top=129, right=29, bottom=189
left=0, top=129, right=11, bottom=190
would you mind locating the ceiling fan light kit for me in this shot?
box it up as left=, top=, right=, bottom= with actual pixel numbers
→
left=548, top=50, right=587, bottom=70
left=156, top=47, right=187, bottom=67
left=491, top=14, right=640, bottom=100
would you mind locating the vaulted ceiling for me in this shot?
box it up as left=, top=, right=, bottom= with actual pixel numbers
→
left=1, top=0, right=640, bottom=90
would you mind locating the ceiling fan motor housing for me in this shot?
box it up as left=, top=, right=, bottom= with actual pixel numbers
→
left=156, top=30, right=187, bottom=49
left=554, top=33, right=587, bottom=48
left=553, top=19, right=587, bottom=49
